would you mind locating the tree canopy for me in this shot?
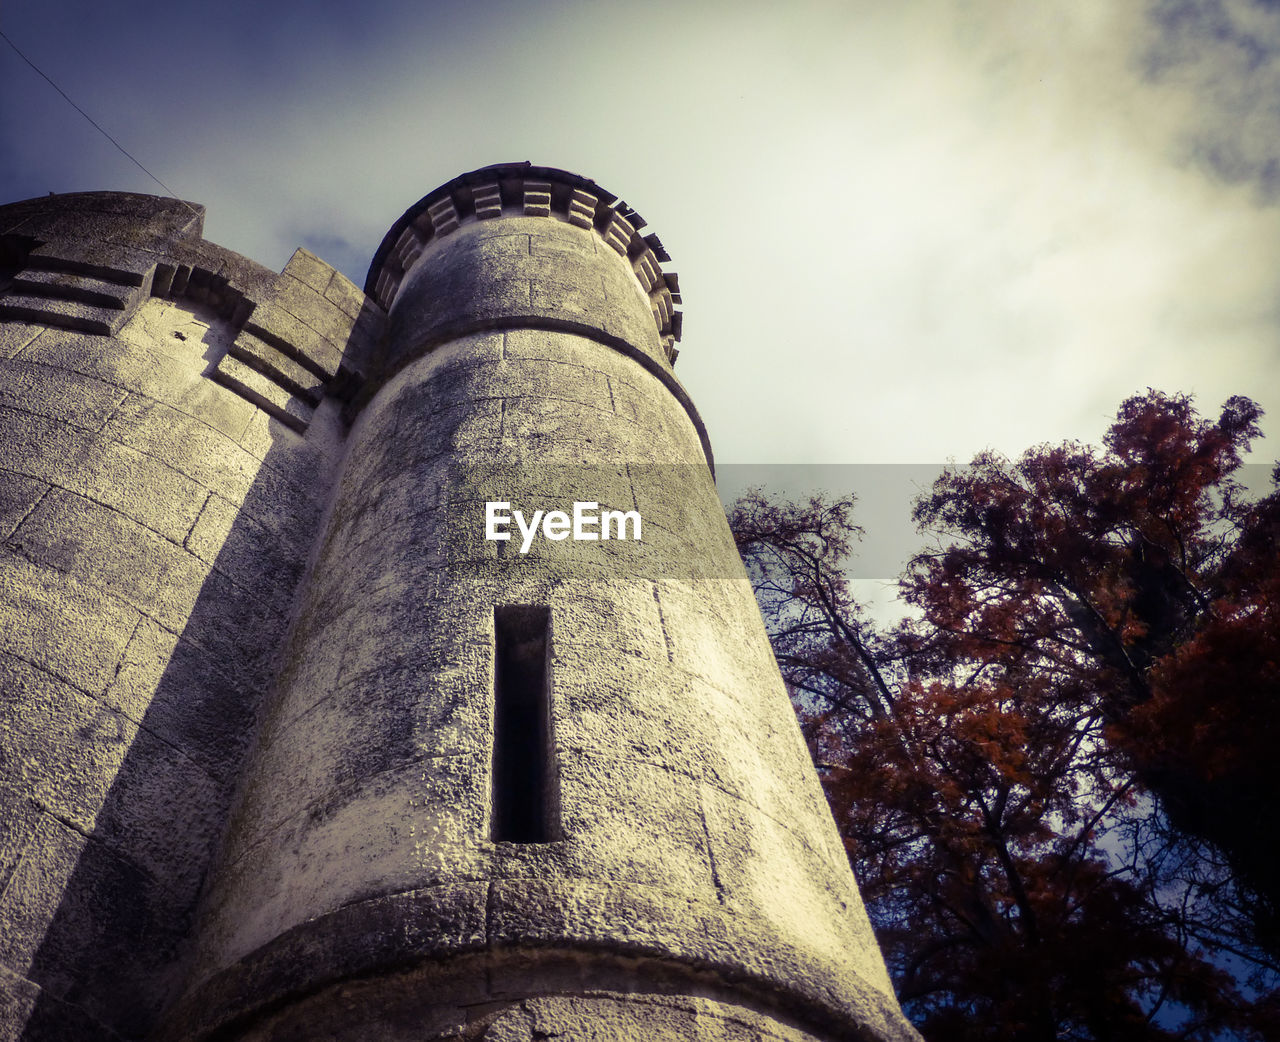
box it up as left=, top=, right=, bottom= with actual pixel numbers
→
left=729, top=391, right=1279, bottom=1041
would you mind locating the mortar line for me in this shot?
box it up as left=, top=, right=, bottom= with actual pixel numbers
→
left=1, top=481, right=52, bottom=544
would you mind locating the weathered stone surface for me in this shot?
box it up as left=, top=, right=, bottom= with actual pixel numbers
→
left=229, top=330, right=326, bottom=405
left=212, top=353, right=313, bottom=432
left=0, top=194, right=355, bottom=1041
left=244, top=301, right=344, bottom=378
left=102, top=617, right=258, bottom=784
left=0, top=471, right=47, bottom=542
left=0, top=554, right=139, bottom=694
left=0, top=358, right=128, bottom=432
left=0, top=293, right=128, bottom=335
left=0, top=176, right=915, bottom=1042
left=0, top=322, right=43, bottom=359
left=26, top=317, right=254, bottom=441
left=383, top=216, right=669, bottom=377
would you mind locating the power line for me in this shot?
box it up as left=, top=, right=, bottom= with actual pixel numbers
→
left=0, top=26, right=199, bottom=215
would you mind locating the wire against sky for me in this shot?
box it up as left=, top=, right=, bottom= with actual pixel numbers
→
left=0, top=26, right=198, bottom=213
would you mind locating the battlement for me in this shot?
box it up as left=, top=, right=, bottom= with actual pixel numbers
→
left=0, top=174, right=918, bottom=1042
left=367, top=163, right=683, bottom=361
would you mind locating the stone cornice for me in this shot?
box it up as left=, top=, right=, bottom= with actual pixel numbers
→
left=366, top=164, right=683, bottom=363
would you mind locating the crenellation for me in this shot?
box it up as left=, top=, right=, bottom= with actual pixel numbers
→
left=391, top=226, right=424, bottom=271
left=365, top=167, right=681, bottom=352
left=473, top=183, right=503, bottom=220
left=427, top=196, right=461, bottom=236
left=602, top=209, right=636, bottom=256
left=522, top=180, right=553, bottom=218
left=635, top=250, right=661, bottom=292
left=0, top=172, right=916, bottom=1042
left=211, top=353, right=314, bottom=433
left=644, top=232, right=670, bottom=262
left=567, top=187, right=597, bottom=229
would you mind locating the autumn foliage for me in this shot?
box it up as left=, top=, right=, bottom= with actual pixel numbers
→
left=729, top=391, right=1279, bottom=1040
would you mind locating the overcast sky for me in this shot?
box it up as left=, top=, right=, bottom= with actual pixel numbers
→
left=3, top=0, right=1277, bottom=588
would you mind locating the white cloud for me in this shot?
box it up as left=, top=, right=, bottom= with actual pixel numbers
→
left=3, top=0, right=1277, bottom=478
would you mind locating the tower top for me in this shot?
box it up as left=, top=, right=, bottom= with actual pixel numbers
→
left=366, top=163, right=683, bottom=360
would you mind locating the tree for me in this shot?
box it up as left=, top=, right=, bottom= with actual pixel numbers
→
left=729, top=391, right=1279, bottom=1040
left=907, top=392, right=1279, bottom=964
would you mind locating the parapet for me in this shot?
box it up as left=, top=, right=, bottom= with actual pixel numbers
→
left=366, top=163, right=683, bottom=362
left=0, top=191, right=385, bottom=434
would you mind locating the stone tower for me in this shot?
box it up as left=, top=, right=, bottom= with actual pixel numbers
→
left=0, top=166, right=920, bottom=1041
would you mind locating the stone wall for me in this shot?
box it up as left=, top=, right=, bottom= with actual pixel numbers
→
left=0, top=175, right=920, bottom=1042
left=0, top=193, right=381, bottom=1039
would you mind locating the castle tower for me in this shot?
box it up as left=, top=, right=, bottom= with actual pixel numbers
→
left=0, top=168, right=919, bottom=1041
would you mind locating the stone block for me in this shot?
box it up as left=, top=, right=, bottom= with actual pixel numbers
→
left=567, top=188, right=598, bottom=229
left=603, top=211, right=636, bottom=256
left=427, top=197, right=460, bottom=236
left=86, top=724, right=231, bottom=907
left=0, top=782, right=43, bottom=897
left=0, top=963, right=42, bottom=1042
left=522, top=181, right=552, bottom=218
left=1, top=645, right=229, bottom=900
left=0, top=322, right=43, bottom=359
left=244, top=301, right=343, bottom=379
left=237, top=397, right=344, bottom=484
left=0, top=392, right=166, bottom=526
left=102, top=616, right=258, bottom=785
left=699, top=781, right=892, bottom=994
left=0, top=471, right=47, bottom=541
left=0, top=810, right=191, bottom=1038
left=472, top=183, right=503, bottom=220
left=26, top=323, right=254, bottom=442
left=11, top=268, right=136, bottom=308
left=200, top=755, right=490, bottom=972
left=230, top=455, right=324, bottom=546
left=0, top=963, right=120, bottom=1042
left=0, top=294, right=124, bottom=336
left=240, top=658, right=491, bottom=840
left=229, top=330, right=325, bottom=405
left=100, top=394, right=264, bottom=506
left=0, top=813, right=87, bottom=974
left=282, top=248, right=335, bottom=295
left=179, top=566, right=289, bottom=696
left=16, top=489, right=211, bottom=632
left=466, top=230, right=531, bottom=258
left=555, top=754, right=717, bottom=898
left=323, top=270, right=371, bottom=321
left=212, top=353, right=313, bottom=433
left=0, top=654, right=220, bottom=911
left=530, top=221, right=598, bottom=255
left=0, top=358, right=128, bottom=433
left=0, top=554, right=138, bottom=694
left=178, top=884, right=489, bottom=1042
left=485, top=876, right=708, bottom=958
left=270, top=273, right=358, bottom=348
left=184, top=493, right=304, bottom=604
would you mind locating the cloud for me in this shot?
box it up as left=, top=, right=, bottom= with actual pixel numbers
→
left=1142, top=0, right=1280, bottom=199
left=2, top=0, right=1277, bottom=479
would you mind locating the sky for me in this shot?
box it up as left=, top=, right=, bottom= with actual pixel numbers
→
left=3, top=0, right=1278, bottom=592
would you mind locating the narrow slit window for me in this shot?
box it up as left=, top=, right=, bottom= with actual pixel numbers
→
left=492, top=605, right=555, bottom=842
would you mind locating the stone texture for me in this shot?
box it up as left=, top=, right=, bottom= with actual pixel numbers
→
left=0, top=175, right=916, bottom=1042
left=0, top=191, right=352, bottom=1041
left=212, top=354, right=313, bottom=432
